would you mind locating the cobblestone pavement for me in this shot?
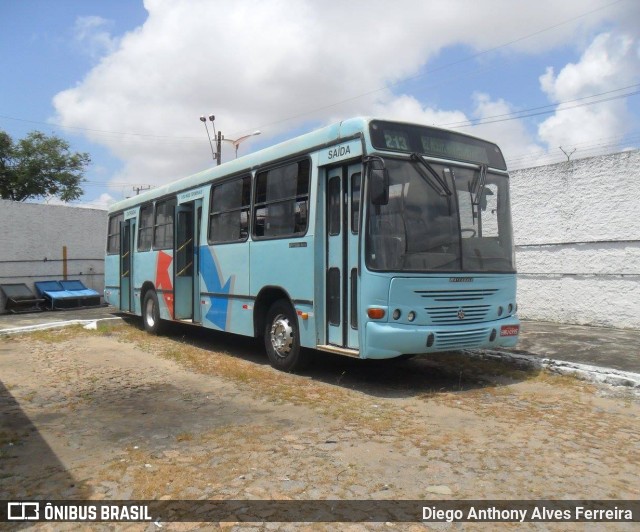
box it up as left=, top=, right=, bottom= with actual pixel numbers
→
left=1, top=322, right=639, bottom=531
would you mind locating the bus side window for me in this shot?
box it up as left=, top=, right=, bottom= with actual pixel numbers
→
left=209, top=176, right=251, bottom=244
left=137, top=203, right=154, bottom=251
left=153, top=198, right=176, bottom=249
left=107, top=213, right=123, bottom=254
left=351, top=172, right=361, bottom=234
left=253, top=159, right=310, bottom=239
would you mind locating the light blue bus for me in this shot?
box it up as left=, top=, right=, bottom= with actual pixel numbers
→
left=105, top=117, right=519, bottom=371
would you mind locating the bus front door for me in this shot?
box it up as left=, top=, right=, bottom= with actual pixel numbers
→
left=174, top=201, right=202, bottom=322
left=119, top=219, right=134, bottom=312
left=326, top=163, right=361, bottom=350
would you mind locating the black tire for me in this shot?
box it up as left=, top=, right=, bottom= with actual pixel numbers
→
left=142, top=290, right=164, bottom=335
left=264, top=299, right=309, bottom=372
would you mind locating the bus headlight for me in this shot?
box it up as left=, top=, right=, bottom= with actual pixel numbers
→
left=407, top=311, right=416, bottom=322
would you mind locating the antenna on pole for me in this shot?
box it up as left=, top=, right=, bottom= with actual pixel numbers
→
left=559, top=146, right=576, bottom=162
left=200, top=115, right=218, bottom=163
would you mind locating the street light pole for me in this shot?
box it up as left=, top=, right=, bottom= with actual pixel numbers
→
left=199, top=115, right=217, bottom=163
left=224, top=130, right=262, bottom=159
left=199, top=114, right=261, bottom=165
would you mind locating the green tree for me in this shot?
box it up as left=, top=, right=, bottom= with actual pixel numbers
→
left=0, top=130, right=90, bottom=202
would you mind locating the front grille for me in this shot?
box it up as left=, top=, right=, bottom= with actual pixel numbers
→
left=415, top=289, right=498, bottom=302
left=426, top=304, right=490, bottom=324
left=434, top=328, right=490, bottom=349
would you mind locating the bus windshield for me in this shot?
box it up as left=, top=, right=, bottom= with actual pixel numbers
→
left=366, top=157, right=515, bottom=273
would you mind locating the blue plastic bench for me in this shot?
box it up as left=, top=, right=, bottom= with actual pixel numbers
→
left=60, top=280, right=101, bottom=307
left=34, top=281, right=78, bottom=310
left=34, top=280, right=101, bottom=310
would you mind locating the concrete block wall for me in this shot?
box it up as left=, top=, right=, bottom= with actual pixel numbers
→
left=0, top=200, right=107, bottom=312
left=510, top=150, right=640, bottom=329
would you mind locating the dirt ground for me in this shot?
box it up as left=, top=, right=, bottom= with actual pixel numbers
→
left=1, top=320, right=639, bottom=530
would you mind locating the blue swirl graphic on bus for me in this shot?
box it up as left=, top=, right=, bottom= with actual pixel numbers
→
left=199, top=246, right=233, bottom=330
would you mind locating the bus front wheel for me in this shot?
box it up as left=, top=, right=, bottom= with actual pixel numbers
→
left=264, top=300, right=308, bottom=372
left=142, top=290, right=164, bottom=335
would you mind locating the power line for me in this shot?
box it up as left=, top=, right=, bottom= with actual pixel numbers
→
left=243, top=0, right=627, bottom=133
left=439, top=84, right=640, bottom=128
left=3, top=84, right=637, bottom=150
left=0, top=1, right=626, bottom=143
left=0, top=113, right=204, bottom=141
left=448, top=90, right=640, bottom=130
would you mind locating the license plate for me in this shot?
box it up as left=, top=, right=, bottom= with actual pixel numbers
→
left=500, top=325, right=519, bottom=337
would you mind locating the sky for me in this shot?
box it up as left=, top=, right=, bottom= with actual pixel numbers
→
left=1, top=0, right=639, bottom=210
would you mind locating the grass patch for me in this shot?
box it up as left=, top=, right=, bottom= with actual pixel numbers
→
left=21, top=391, right=37, bottom=402
left=27, top=325, right=88, bottom=343
left=176, top=432, right=193, bottom=442
left=0, top=430, right=20, bottom=446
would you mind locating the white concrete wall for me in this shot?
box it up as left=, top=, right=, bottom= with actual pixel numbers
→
left=0, top=200, right=107, bottom=312
left=510, top=150, right=640, bottom=329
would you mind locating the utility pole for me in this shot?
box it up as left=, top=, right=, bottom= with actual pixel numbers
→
left=133, top=185, right=151, bottom=195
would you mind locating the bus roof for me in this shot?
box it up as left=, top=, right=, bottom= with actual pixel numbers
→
left=108, top=117, right=371, bottom=214
left=107, top=116, right=504, bottom=213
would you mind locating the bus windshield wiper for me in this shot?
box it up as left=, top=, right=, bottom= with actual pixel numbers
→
left=410, top=153, right=452, bottom=196
left=471, top=163, right=487, bottom=206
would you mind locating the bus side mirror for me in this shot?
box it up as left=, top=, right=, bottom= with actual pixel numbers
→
left=370, top=167, right=389, bottom=206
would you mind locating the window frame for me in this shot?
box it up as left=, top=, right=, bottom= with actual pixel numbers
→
left=137, top=203, right=154, bottom=252
left=208, top=174, right=252, bottom=245
left=153, top=197, right=177, bottom=250
left=252, top=157, right=311, bottom=241
left=351, top=171, right=361, bottom=235
left=106, top=213, right=123, bottom=255
left=327, top=175, right=341, bottom=237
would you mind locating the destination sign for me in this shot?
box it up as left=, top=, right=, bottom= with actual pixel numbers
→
left=369, top=120, right=506, bottom=170
left=177, top=187, right=205, bottom=204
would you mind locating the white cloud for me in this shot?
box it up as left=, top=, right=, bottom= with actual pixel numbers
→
left=74, top=16, right=119, bottom=59
left=371, top=94, right=467, bottom=127
left=467, top=93, right=545, bottom=167
left=84, top=192, right=117, bottom=210
left=538, top=32, right=640, bottom=155
left=53, top=0, right=638, bottom=189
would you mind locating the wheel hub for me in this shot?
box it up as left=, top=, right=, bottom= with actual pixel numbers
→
left=145, top=298, right=155, bottom=328
left=270, top=314, right=293, bottom=357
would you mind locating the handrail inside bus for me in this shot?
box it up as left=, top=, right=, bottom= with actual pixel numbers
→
left=177, top=262, right=193, bottom=277
left=176, top=238, right=193, bottom=253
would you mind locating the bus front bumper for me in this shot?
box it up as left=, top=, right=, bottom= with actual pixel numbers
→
left=363, top=316, right=520, bottom=359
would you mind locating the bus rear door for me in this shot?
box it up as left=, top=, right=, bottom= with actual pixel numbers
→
left=119, top=218, right=134, bottom=312
left=174, top=200, right=202, bottom=322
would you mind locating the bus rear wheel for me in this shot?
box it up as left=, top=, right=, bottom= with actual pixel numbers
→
left=142, top=290, right=164, bottom=335
left=264, top=299, right=308, bottom=372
